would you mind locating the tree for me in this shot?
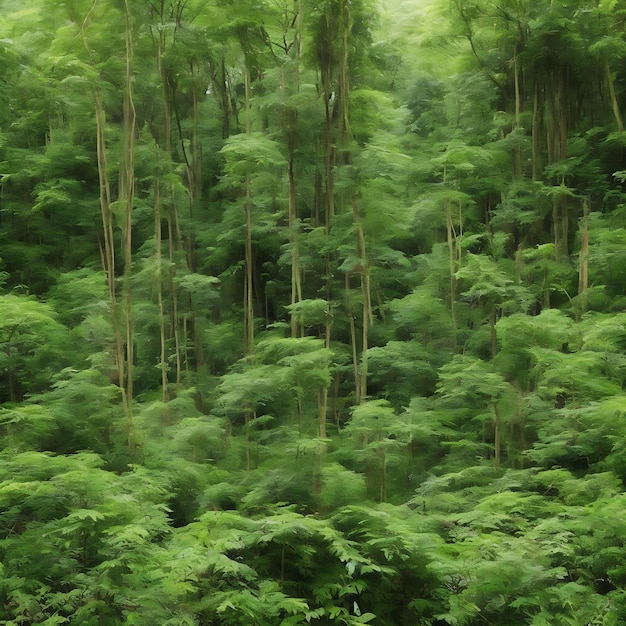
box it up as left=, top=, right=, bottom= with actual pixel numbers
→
left=0, top=295, right=67, bottom=403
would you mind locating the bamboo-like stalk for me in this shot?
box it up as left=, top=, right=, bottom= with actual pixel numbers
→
left=605, top=60, right=624, bottom=132
left=578, top=197, right=590, bottom=317
left=154, top=178, right=168, bottom=402
left=121, top=0, right=136, bottom=450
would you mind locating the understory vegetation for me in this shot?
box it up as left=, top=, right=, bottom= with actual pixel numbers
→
left=1, top=0, right=626, bottom=623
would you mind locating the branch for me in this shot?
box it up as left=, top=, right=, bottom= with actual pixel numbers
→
left=453, top=0, right=504, bottom=91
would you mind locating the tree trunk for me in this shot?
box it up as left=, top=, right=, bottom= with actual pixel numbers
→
left=493, top=402, right=501, bottom=468
left=243, top=66, right=255, bottom=355
left=490, top=307, right=497, bottom=361
left=445, top=197, right=457, bottom=334
left=605, top=59, right=624, bottom=132
left=352, top=200, right=371, bottom=403
left=578, top=197, right=590, bottom=317
left=346, top=273, right=360, bottom=404
left=154, top=178, right=169, bottom=402
left=531, top=83, right=540, bottom=181
left=280, top=60, right=303, bottom=337
left=121, top=0, right=136, bottom=451
left=318, top=387, right=328, bottom=439
left=512, top=51, right=522, bottom=179
left=156, top=18, right=184, bottom=386
left=89, top=36, right=128, bottom=435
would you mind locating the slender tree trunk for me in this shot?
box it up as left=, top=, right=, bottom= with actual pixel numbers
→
left=93, top=88, right=116, bottom=305
left=291, top=0, right=305, bottom=335
left=605, top=59, right=624, bottom=132
left=155, top=17, right=184, bottom=386
left=346, top=273, right=360, bottom=404
left=220, top=59, right=231, bottom=138
left=323, top=94, right=335, bottom=225
left=490, top=307, right=497, bottom=361
left=352, top=200, right=371, bottom=402
left=493, top=402, right=501, bottom=468
left=245, top=178, right=254, bottom=354
left=154, top=178, right=168, bottom=402
left=532, top=83, right=540, bottom=181
left=557, top=72, right=569, bottom=258
left=92, top=83, right=128, bottom=412
left=337, top=0, right=351, bottom=142
left=120, top=0, right=136, bottom=451
left=445, top=198, right=457, bottom=334
left=318, top=387, right=328, bottom=439
left=578, top=197, right=590, bottom=317
left=552, top=195, right=562, bottom=260
left=245, top=410, right=253, bottom=471
left=243, top=66, right=255, bottom=355
left=167, top=217, right=183, bottom=384
left=289, top=157, right=303, bottom=338
left=280, top=64, right=303, bottom=337
left=512, top=51, right=522, bottom=179
left=84, top=10, right=132, bottom=425
left=380, top=449, right=387, bottom=503
left=546, top=72, right=569, bottom=261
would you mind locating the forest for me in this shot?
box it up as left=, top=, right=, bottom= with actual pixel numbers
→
left=1, top=0, right=626, bottom=623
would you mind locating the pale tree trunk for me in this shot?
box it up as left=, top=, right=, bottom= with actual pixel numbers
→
left=219, top=59, right=231, bottom=139
left=171, top=57, right=204, bottom=373
left=556, top=73, right=569, bottom=258
left=379, top=449, right=387, bottom=503
left=531, top=83, right=540, bottom=182
left=189, top=63, right=205, bottom=369
left=245, top=410, right=255, bottom=471
left=605, top=59, right=624, bottom=132
left=243, top=65, right=254, bottom=355
left=512, top=51, right=522, bottom=179
left=289, top=157, right=303, bottom=339
left=546, top=72, right=569, bottom=260
left=279, top=60, right=303, bottom=337
left=317, top=1, right=339, bottom=400
left=87, top=38, right=127, bottom=427
left=319, top=299, right=331, bottom=437
left=322, top=80, right=334, bottom=407
left=578, top=197, right=590, bottom=318
left=167, top=217, right=183, bottom=384
left=346, top=273, right=360, bottom=404
left=155, top=10, right=183, bottom=389
left=243, top=65, right=256, bottom=458
left=318, top=387, right=328, bottom=439
left=120, top=0, right=136, bottom=451
left=292, top=0, right=305, bottom=338
left=337, top=0, right=351, bottom=142
left=442, top=167, right=457, bottom=335
left=244, top=176, right=254, bottom=354
left=93, top=87, right=116, bottom=307
left=154, top=179, right=169, bottom=402
left=493, top=402, right=501, bottom=468
left=352, top=200, right=372, bottom=403
left=338, top=1, right=372, bottom=403
left=445, top=198, right=457, bottom=334
left=490, top=307, right=498, bottom=362
left=552, top=195, right=562, bottom=260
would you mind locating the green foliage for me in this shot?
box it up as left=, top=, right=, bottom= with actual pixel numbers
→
left=0, top=295, right=69, bottom=402
left=2, top=0, right=626, bottom=624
